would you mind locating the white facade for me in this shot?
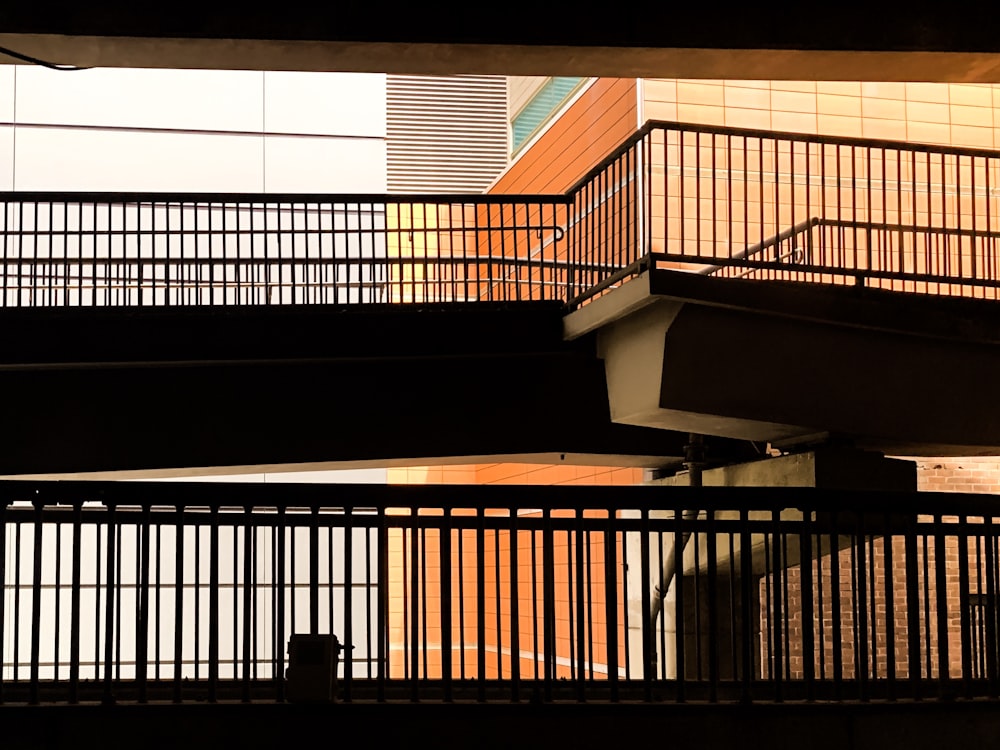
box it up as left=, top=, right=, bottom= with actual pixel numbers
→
left=0, top=67, right=387, bottom=193
left=0, top=67, right=396, bottom=682
left=0, top=68, right=519, bottom=684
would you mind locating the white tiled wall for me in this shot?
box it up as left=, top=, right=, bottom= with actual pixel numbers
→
left=264, top=72, right=386, bottom=138
left=0, top=126, right=13, bottom=190
left=0, top=66, right=387, bottom=192
left=14, top=127, right=266, bottom=191
left=0, top=67, right=14, bottom=122
left=264, top=136, right=387, bottom=193
left=14, top=68, right=264, bottom=132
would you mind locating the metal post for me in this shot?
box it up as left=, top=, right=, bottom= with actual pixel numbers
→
left=102, top=502, right=117, bottom=705
left=137, top=503, right=151, bottom=703
left=649, top=435, right=706, bottom=672
left=29, top=499, right=43, bottom=705
left=69, top=502, right=82, bottom=704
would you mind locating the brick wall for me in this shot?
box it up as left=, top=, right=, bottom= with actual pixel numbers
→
left=915, top=458, right=1000, bottom=494
left=760, top=514, right=998, bottom=683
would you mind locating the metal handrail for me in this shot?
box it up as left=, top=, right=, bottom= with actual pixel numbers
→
left=5, top=119, right=1000, bottom=310
left=697, top=217, right=820, bottom=275
left=2, top=481, right=999, bottom=705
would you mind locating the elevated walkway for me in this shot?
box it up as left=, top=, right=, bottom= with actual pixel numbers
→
left=3, top=122, right=1000, bottom=471
left=0, top=302, right=734, bottom=476
left=1, top=480, right=999, bottom=750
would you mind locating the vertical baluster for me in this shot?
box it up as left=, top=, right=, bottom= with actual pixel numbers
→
left=740, top=508, right=753, bottom=704
left=344, top=503, right=354, bottom=703
left=441, top=509, right=452, bottom=702
left=983, top=515, right=1000, bottom=698
left=208, top=505, right=219, bottom=702
left=275, top=507, right=286, bottom=702
left=771, top=509, right=783, bottom=702
left=69, top=502, right=82, bottom=703
left=884, top=518, right=897, bottom=701
left=377, top=507, right=388, bottom=703
left=958, top=515, right=972, bottom=699
left=102, top=502, right=117, bottom=705
left=905, top=514, right=923, bottom=700
left=29, top=499, right=43, bottom=705
left=543, top=508, right=555, bottom=702
left=242, top=504, right=253, bottom=702
left=640, top=508, right=651, bottom=702
left=575, top=513, right=586, bottom=702
left=509, top=507, right=520, bottom=703
left=173, top=504, right=184, bottom=703
left=605, top=508, right=618, bottom=703
left=476, top=507, right=486, bottom=702
left=707, top=508, right=718, bottom=703
left=856, top=520, right=869, bottom=702
left=137, top=503, right=151, bottom=702
left=675, top=508, right=686, bottom=702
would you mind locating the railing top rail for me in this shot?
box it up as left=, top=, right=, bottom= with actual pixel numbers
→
left=3, top=480, right=1000, bottom=516
left=566, top=125, right=654, bottom=195
left=647, top=118, right=1000, bottom=160
left=568, top=118, right=1000, bottom=199
left=0, top=191, right=571, bottom=205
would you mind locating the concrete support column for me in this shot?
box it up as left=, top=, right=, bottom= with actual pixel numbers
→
left=627, top=447, right=917, bottom=681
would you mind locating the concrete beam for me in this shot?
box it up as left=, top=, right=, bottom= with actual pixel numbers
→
left=586, top=277, right=812, bottom=443
left=589, top=273, right=1000, bottom=454
left=8, top=34, right=1000, bottom=80
left=6, top=7, right=1000, bottom=79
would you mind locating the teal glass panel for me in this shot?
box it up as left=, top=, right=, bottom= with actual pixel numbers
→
left=512, top=77, right=585, bottom=152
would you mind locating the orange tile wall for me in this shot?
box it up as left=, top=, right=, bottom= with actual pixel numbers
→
left=482, top=78, right=637, bottom=304
left=383, top=463, right=642, bottom=680
left=642, top=80, right=999, bottom=147
left=493, top=78, right=639, bottom=195
left=641, top=80, right=1000, bottom=297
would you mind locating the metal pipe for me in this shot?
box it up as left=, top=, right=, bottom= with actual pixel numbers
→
left=697, top=217, right=820, bottom=275
left=648, top=434, right=706, bottom=673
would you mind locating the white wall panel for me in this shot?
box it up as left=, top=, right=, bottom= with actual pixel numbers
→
left=0, top=66, right=14, bottom=122
left=264, top=72, right=385, bottom=137
left=14, top=127, right=264, bottom=191
left=15, top=67, right=264, bottom=133
left=264, top=136, right=386, bottom=193
left=0, top=126, right=13, bottom=190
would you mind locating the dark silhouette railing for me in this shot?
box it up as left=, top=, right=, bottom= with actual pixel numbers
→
left=0, top=193, right=572, bottom=307
left=567, top=121, right=1000, bottom=305
left=1, top=482, right=998, bottom=704
left=4, top=122, right=1000, bottom=310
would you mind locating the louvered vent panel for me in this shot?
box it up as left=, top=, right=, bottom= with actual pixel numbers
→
left=387, top=75, right=508, bottom=194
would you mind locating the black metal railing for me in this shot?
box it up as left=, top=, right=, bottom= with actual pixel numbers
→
left=568, top=121, right=1000, bottom=305
left=1, top=481, right=998, bottom=704
left=5, top=122, right=1000, bottom=310
left=0, top=194, right=571, bottom=307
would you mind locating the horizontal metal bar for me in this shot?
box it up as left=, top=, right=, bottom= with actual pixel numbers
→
left=655, top=253, right=1000, bottom=290
left=565, top=257, right=648, bottom=307
left=645, top=119, right=1000, bottom=162
left=4, top=481, right=1000, bottom=515
left=821, top=219, right=1000, bottom=241
left=697, top=217, right=821, bottom=275
left=0, top=192, right=573, bottom=206
left=2, top=478, right=998, bottom=707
